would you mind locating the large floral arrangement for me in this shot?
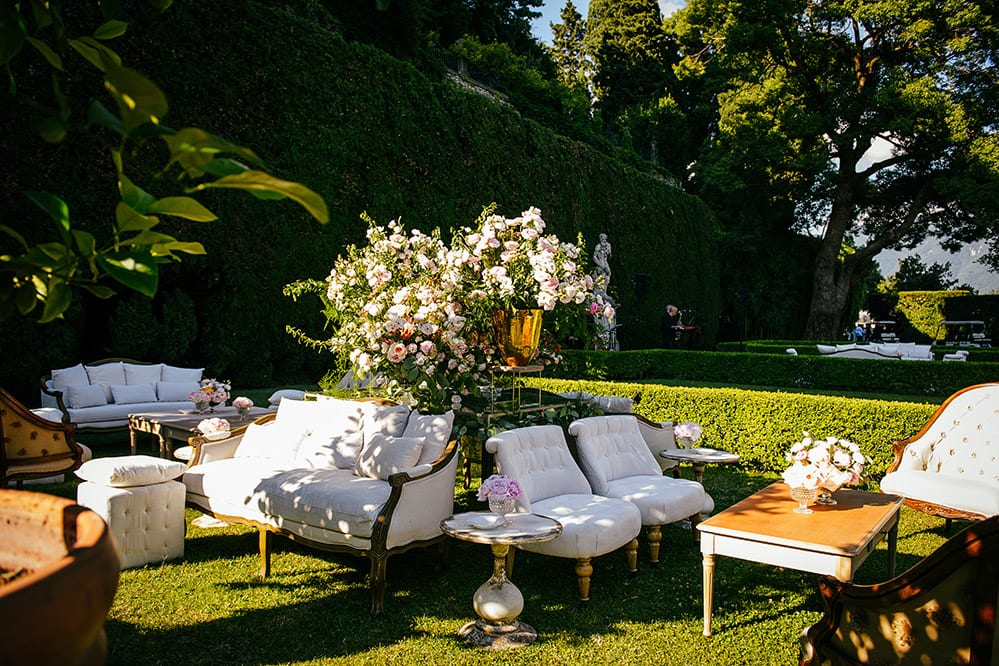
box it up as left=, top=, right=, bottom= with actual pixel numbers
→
left=673, top=422, right=702, bottom=445
left=197, top=417, right=230, bottom=439
left=782, top=432, right=866, bottom=491
left=291, top=206, right=611, bottom=410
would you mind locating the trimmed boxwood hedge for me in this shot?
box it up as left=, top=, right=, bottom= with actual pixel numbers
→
left=549, top=349, right=998, bottom=398
left=530, top=378, right=939, bottom=479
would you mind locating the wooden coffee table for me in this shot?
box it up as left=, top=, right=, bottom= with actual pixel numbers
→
left=697, top=482, right=903, bottom=636
left=129, top=406, right=274, bottom=458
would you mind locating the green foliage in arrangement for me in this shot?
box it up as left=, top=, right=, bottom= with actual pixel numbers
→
left=550, top=349, right=998, bottom=398
left=0, top=0, right=720, bottom=402
left=531, top=378, right=939, bottom=477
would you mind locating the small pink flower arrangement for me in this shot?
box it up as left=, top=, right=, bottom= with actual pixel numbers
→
left=673, top=422, right=702, bottom=443
left=232, top=396, right=253, bottom=410
left=476, top=474, right=523, bottom=501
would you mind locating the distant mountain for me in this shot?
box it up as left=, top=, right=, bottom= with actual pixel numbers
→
left=876, top=240, right=999, bottom=294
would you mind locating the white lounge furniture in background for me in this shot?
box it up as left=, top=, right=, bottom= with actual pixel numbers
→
left=569, top=415, right=714, bottom=564
left=880, top=382, right=999, bottom=524
left=485, top=425, right=641, bottom=604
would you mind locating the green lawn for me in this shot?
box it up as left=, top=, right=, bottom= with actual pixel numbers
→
left=39, top=442, right=954, bottom=666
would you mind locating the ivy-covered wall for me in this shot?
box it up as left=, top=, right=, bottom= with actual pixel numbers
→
left=0, top=1, right=720, bottom=403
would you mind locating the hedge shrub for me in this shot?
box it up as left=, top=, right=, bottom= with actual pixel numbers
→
left=895, top=291, right=970, bottom=341
left=530, top=378, right=939, bottom=479
left=550, top=349, right=998, bottom=398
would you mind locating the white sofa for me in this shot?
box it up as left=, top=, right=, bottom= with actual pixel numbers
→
left=182, top=396, right=459, bottom=614
left=36, top=359, right=204, bottom=431
left=816, top=342, right=934, bottom=361
left=880, top=383, right=999, bottom=522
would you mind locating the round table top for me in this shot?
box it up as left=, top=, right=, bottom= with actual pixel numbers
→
left=441, top=512, right=562, bottom=546
left=660, top=447, right=740, bottom=464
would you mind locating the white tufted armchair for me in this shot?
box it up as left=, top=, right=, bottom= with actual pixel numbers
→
left=880, top=382, right=999, bottom=525
left=485, top=425, right=642, bottom=604
left=569, top=415, right=714, bottom=564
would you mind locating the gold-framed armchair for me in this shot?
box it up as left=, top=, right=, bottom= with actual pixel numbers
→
left=1, top=387, right=90, bottom=488
left=800, top=516, right=998, bottom=665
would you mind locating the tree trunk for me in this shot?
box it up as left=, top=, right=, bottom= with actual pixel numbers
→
left=804, top=177, right=857, bottom=339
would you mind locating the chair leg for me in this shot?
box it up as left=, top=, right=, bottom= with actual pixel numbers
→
left=625, top=537, right=639, bottom=576
left=258, top=529, right=272, bottom=578
left=575, top=557, right=593, bottom=604
left=647, top=525, right=662, bottom=566
left=690, top=512, right=703, bottom=543
left=369, top=555, right=387, bottom=616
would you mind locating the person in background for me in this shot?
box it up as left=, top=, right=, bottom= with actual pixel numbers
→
left=661, top=304, right=681, bottom=348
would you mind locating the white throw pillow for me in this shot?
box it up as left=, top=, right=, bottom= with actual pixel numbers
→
left=84, top=362, right=125, bottom=403
left=161, top=365, right=203, bottom=383
left=279, top=397, right=364, bottom=436
left=296, top=431, right=365, bottom=469
left=234, top=421, right=307, bottom=460
left=358, top=401, right=411, bottom=436
left=51, top=363, right=89, bottom=388
left=110, top=383, right=157, bottom=405
left=65, top=384, right=108, bottom=409
left=403, top=411, right=455, bottom=466
left=123, top=362, right=163, bottom=385
left=156, top=381, right=200, bottom=402
left=355, top=433, right=425, bottom=480
left=76, top=454, right=185, bottom=487
left=267, top=388, right=306, bottom=406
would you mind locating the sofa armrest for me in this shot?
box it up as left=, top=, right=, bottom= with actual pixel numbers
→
left=38, top=378, right=71, bottom=424
left=186, top=415, right=275, bottom=465
left=633, top=414, right=680, bottom=474
left=378, top=439, right=460, bottom=550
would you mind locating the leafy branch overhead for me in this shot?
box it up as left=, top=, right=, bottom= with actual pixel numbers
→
left=0, top=0, right=329, bottom=322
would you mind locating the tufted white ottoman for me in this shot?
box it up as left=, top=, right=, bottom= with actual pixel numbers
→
left=75, top=455, right=187, bottom=569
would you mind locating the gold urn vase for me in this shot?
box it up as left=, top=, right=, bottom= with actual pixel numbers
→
left=492, top=309, right=544, bottom=366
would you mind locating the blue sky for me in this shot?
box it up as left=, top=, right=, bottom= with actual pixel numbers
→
left=531, top=1, right=687, bottom=44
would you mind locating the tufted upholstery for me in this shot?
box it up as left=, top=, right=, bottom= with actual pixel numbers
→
left=1, top=387, right=91, bottom=487
left=569, top=415, right=713, bottom=563
left=485, top=425, right=641, bottom=603
left=880, top=383, right=999, bottom=521
left=77, top=477, right=186, bottom=569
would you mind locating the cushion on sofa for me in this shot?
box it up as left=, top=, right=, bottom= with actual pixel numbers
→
left=403, top=411, right=455, bottom=465
left=51, top=363, right=89, bottom=388
left=279, top=397, right=365, bottom=438
left=355, top=434, right=425, bottom=480
left=124, top=362, right=163, bottom=385
left=111, top=383, right=158, bottom=405
left=156, top=381, right=200, bottom=402
left=161, top=364, right=203, bottom=383
left=358, top=401, right=411, bottom=436
left=85, top=362, right=125, bottom=402
left=65, top=383, right=108, bottom=409
left=77, top=454, right=186, bottom=487
left=268, top=389, right=306, bottom=406
left=235, top=421, right=307, bottom=461
left=296, top=431, right=365, bottom=469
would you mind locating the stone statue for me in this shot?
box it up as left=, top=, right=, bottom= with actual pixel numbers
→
left=592, top=233, right=612, bottom=291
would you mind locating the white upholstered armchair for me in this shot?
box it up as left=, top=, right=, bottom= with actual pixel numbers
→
left=879, top=382, right=998, bottom=525
left=484, top=425, right=642, bottom=604
left=569, top=415, right=714, bottom=564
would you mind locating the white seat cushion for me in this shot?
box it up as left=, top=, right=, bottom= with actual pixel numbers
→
left=76, top=454, right=186, bottom=487
left=605, top=475, right=712, bottom=524
left=519, top=493, right=641, bottom=559
left=880, top=471, right=999, bottom=517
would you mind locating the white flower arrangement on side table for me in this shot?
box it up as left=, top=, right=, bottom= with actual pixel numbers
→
left=673, top=421, right=703, bottom=447
left=477, top=474, right=524, bottom=524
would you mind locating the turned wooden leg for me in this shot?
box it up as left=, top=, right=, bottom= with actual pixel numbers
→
left=370, top=555, right=388, bottom=615
left=258, top=529, right=272, bottom=578
left=647, top=525, right=662, bottom=566
left=690, top=512, right=702, bottom=544
left=575, top=557, right=593, bottom=603
left=625, top=537, right=639, bottom=576
left=702, top=552, right=715, bottom=636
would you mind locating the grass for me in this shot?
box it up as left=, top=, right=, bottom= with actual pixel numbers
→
left=36, top=435, right=956, bottom=666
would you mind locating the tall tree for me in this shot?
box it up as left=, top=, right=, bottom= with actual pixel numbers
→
left=584, top=0, right=675, bottom=132
left=549, top=0, right=589, bottom=89
left=672, top=0, right=999, bottom=338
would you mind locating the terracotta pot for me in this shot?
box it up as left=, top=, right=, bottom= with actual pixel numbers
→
left=0, top=489, right=120, bottom=665
left=492, top=308, right=544, bottom=366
